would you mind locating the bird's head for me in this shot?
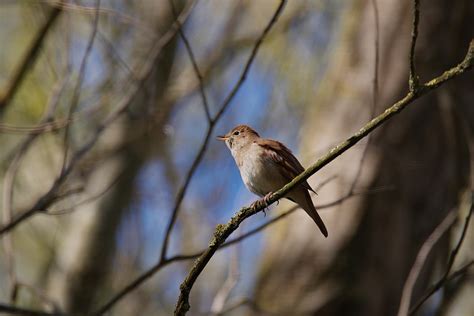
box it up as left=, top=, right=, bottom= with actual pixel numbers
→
left=217, top=125, right=260, bottom=152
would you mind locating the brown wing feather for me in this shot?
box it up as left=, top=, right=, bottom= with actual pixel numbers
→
left=257, top=138, right=316, bottom=193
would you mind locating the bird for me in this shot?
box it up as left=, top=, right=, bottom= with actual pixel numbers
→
left=217, top=124, right=328, bottom=237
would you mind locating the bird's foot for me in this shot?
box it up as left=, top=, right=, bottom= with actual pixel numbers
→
left=250, top=192, right=274, bottom=213
left=250, top=200, right=262, bottom=210
left=263, top=192, right=273, bottom=205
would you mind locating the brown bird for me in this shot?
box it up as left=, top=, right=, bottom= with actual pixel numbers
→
left=217, top=125, right=328, bottom=237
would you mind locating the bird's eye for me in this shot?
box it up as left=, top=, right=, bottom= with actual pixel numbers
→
left=233, top=131, right=240, bottom=136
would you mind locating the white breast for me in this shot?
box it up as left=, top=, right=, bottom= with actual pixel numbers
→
left=234, top=143, right=286, bottom=197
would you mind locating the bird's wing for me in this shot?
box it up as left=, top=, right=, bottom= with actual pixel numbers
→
left=257, top=138, right=316, bottom=193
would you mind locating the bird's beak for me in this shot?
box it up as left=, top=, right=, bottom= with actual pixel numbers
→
left=216, top=135, right=228, bottom=141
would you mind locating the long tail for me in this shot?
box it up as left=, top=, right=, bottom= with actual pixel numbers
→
left=302, top=191, right=328, bottom=237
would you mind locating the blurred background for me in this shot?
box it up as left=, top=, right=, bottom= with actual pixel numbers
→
left=0, top=0, right=473, bottom=315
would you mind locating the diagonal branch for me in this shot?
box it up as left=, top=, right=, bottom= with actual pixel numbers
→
left=173, top=40, right=474, bottom=316
left=94, top=185, right=381, bottom=316
left=408, top=260, right=474, bottom=316
left=168, top=0, right=211, bottom=121
left=60, top=0, right=101, bottom=175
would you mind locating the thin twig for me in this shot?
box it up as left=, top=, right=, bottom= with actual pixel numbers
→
left=93, top=258, right=177, bottom=315
left=45, top=170, right=124, bottom=215
left=409, top=0, right=420, bottom=91
left=169, top=0, right=211, bottom=121
left=445, top=192, right=473, bottom=275
left=173, top=40, right=474, bottom=316
left=49, top=1, right=156, bottom=38
left=409, top=260, right=474, bottom=315
left=60, top=0, right=101, bottom=175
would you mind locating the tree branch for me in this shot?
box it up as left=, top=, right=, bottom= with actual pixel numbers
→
left=409, top=260, right=474, bottom=316
left=409, top=0, right=420, bottom=91
left=168, top=0, right=211, bottom=121
left=60, top=0, right=101, bottom=175
left=94, top=182, right=382, bottom=315
left=173, top=39, right=474, bottom=316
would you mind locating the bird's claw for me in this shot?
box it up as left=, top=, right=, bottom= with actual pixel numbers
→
left=263, top=192, right=273, bottom=205
left=250, top=200, right=261, bottom=210
left=250, top=192, right=274, bottom=215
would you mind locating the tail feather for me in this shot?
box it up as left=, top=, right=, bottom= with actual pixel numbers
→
left=287, top=189, right=328, bottom=237
left=302, top=190, right=328, bottom=237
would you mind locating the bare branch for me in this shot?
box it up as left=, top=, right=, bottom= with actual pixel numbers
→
left=45, top=170, right=124, bottom=216
left=370, top=0, right=380, bottom=115
left=169, top=0, right=211, bottom=121
left=60, top=0, right=101, bottom=175
left=93, top=258, right=176, bottom=315
left=409, top=0, right=420, bottom=91
left=445, top=192, right=474, bottom=275
left=409, top=260, right=474, bottom=315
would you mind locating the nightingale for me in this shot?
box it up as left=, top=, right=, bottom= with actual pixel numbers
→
left=217, top=125, right=328, bottom=237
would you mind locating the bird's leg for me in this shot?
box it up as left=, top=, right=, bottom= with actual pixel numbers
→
left=261, top=192, right=274, bottom=216
left=250, top=192, right=274, bottom=215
